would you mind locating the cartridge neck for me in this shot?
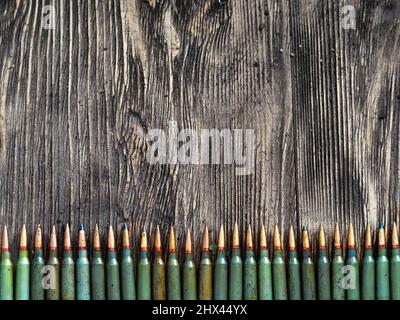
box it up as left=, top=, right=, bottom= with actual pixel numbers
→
left=346, top=247, right=357, bottom=258
left=33, top=248, right=43, bottom=259
left=363, top=247, right=373, bottom=257
left=259, top=248, right=269, bottom=258
left=78, top=247, right=88, bottom=258
left=319, top=247, right=328, bottom=258
left=108, top=249, right=117, bottom=260
left=231, top=247, right=241, bottom=257
left=121, top=247, right=132, bottom=258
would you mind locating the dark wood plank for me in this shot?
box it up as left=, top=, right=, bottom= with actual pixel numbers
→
left=0, top=0, right=398, bottom=261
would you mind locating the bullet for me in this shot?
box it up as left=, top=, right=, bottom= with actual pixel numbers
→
left=287, top=225, right=301, bottom=300
left=258, top=224, right=272, bottom=300
left=46, top=225, right=60, bottom=300
left=107, top=225, right=120, bottom=300
left=121, top=223, right=136, bottom=300
left=0, top=226, right=13, bottom=300
left=91, top=224, right=106, bottom=300
left=317, top=226, right=331, bottom=300
left=391, top=222, right=400, bottom=300
left=213, top=225, right=228, bottom=300
left=376, top=223, right=390, bottom=300
left=345, top=223, right=360, bottom=300
left=137, top=230, right=151, bottom=300
left=301, top=226, right=316, bottom=300
left=166, top=225, right=181, bottom=300
left=16, top=224, right=30, bottom=300
left=167, top=225, right=181, bottom=300
left=152, top=226, right=166, bottom=300
left=361, top=223, right=375, bottom=300
left=76, top=224, right=90, bottom=300
left=61, top=224, right=75, bottom=300
left=199, top=226, right=212, bottom=300
left=272, top=225, right=287, bottom=300
left=244, top=225, right=257, bottom=300
left=332, top=224, right=345, bottom=300
left=229, top=222, right=243, bottom=300
left=31, top=225, right=45, bottom=300
left=182, top=229, right=197, bottom=300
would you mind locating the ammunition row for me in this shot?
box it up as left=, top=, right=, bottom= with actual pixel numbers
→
left=0, top=222, right=399, bottom=300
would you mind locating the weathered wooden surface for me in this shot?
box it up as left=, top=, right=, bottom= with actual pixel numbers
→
left=0, top=0, right=399, bottom=260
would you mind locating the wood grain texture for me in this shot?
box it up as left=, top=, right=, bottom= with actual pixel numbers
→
left=0, top=0, right=399, bottom=261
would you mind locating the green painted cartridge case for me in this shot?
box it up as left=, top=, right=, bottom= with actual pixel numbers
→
left=137, top=231, right=151, bottom=300
left=229, top=222, right=243, bottom=300
left=183, top=229, right=197, bottom=300
left=199, top=226, right=212, bottom=300
left=301, top=227, right=316, bottom=300
left=46, top=225, right=60, bottom=300
left=376, top=224, right=390, bottom=300
left=91, top=224, right=106, bottom=300
left=287, top=226, right=301, bottom=300
left=106, top=225, right=120, bottom=300
left=331, top=224, right=345, bottom=300
left=16, top=224, right=30, bottom=300
left=272, top=225, right=287, bottom=300
left=345, top=223, right=360, bottom=300
left=391, top=223, right=400, bottom=300
left=167, top=226, right=181, bottom=300
left=244, top=226, right=257, bottom=300
left=214, top=225, right=228, bottom=300
left=361, top=224, right=375, bottom=300
left=76, top=225, right=90, bottom=300
left=61, top=224, right=75, bottom=300
left=0, top=226, right=13, bottom=300
left=121, top=224, right=136, bottom=300
left=31, top=225, right=45, bottom=300
left=317, top=226, right=331, bottom=300
left=258, top=225, right=272, bottom=300
left=152, top=226, right=166, bottom=300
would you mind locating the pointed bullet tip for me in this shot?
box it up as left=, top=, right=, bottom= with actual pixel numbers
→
left=379, top=223, right=384, bottom=229
left=80, top=224, right=84, bottom=231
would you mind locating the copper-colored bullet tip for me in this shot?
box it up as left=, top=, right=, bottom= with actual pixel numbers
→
left=154, top=226, right=162, bottom=251
left=122, top=224, right=130, bottom=249
left=246, top=225, right=253, bottom=250
left=2, top=225, right=9, bottom=251
left=302, top=226, right=310, bottom=250
left=108, top=225, right=115, bottom=250
left=140, top=230, right=148, bottom=251
left=185, top=228, right=192, bottom=254
left=169, top=225, right=176, bottom=253
left=217, top=225, right=225, bottom=251
left=260, top=224, right=267, bottom=249
left=64, top=224, right=72, bottom=250
left=78, top=225, right=86, bottom=249
left=202, top=226, right=209, bottom=251
left=392, top=222, right=399, bottom=249
left=334, top=223, right=341, bottom=248
left=50, top=225, right=57, bottom=250
left=232, top=222, right=240, bottom=248
left=93, top=224, right=101, bottom=250
left=347, top=223, right=355, bottom=248
left=364, top=223, right=372, bottom=249
left=19, top=224, right=27, bottom=249
left=34, top=224, right=42, bottom=249
left=288, top=225, right=296, bottom=250
left=319, top=225, right=326, bottom=249
left=378, top=224, right=386, bottom=248
left=273, top=225, right=282, bottom=250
